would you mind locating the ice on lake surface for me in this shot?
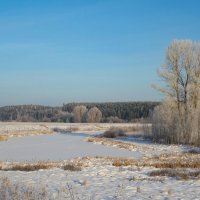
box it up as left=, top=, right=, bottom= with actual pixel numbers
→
left=0, top=133, right=142, bottom=162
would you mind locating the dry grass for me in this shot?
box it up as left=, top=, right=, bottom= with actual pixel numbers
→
left=128, top=176, right=164, bottom=182
left=0, top=176, right=81, bottom=200
left=143, top=153, right=200, bottom=169
left=53, top=127, right=79, bottom=133
left=62, top=164, right=82, bottom=171
left=112, top=158, right=136, bottom=167
left=111, top=153, right=200, bottom=171
left=11, top=130, right=53, bottom=137
left=87, top=137, right=135, bottom=151
left=151, top=160, right=200, bottom=168
left=0, top=177, right=48, bottom=200
left=0, top=161, right=83, bottom=172
left=2, top=162, right=58, bottom=171
left=110, top=153, right=200, bottom=180
left=0, top=135, right=9, bottom=141
left=149, top=169, right=200, bottom=180
left=0, top=130, right=53, bottom=142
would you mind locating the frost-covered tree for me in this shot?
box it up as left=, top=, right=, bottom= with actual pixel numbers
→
left=72, top=105, right=88, bottom=123
left=152, top=40, right=200, bottom=145
left=86, top=107, right=102, bottom=123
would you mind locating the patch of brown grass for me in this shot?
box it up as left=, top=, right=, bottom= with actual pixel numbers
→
left=112, top=158, right=136, bottom=167
left=87, top=137, right=135, bottom=151
left=2, top=162, right=58, bottom=171
left=62, top=164, right=81, bottom=171
left=143, top=153, right=200, bottom=169
left=0, top=160, right=84, bottom=172
left=110, top=152, right=200, bottom=170
left=151, top=160, right=200, bottom=168
left=0, top=135, right=9, bottom=141
left=0, top=130, right=53, bottom=142
left=149, top=169, right=200, bottom=180
left=13, top=130, right=53, bottom=137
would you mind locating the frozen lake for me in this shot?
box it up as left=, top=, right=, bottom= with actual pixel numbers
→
left=0, top=133, right=142, bottom=162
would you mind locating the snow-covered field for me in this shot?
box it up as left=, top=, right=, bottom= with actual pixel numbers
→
left=0, top=122, right=199, bottom=199
left=2, top=157, right=200, bottom=200
left=0, top=122, right=145, bottom=134
left=0, top=122, right=145, bottom=141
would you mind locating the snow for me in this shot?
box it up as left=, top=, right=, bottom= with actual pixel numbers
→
left=1, top=159, right=200, bottom=199
left=114, top=136, right=183, bottom=158
left=0, top=123, right=199, bottom=199
left=0, top=122, right=144, bottom=134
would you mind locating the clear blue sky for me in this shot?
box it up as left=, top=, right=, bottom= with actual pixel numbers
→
left=0, top=0, right=199, bottom=106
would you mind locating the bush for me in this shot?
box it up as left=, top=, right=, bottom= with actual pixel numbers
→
left=53, top=127, right=79, bottom=133
left=149, top=169, right=200, bottom=180
left=103, top=127, right=126, bottom=138
left=63, top=164, right=81, bottom=171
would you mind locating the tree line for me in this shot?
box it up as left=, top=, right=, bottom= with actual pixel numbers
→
left=63, top=102, right=158, bottom=122
left=0, top=105, right=67, bottom=122
left=0, top=102, right=159, bottom=123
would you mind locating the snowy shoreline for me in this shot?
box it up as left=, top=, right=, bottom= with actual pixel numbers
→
left=0, top=123, right=199, bottom=199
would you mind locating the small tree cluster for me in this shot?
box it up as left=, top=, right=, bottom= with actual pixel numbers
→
left=85, top=107, right=102, bottom=123
left=0, top=102, right=157, bottom=122
left=72, top=105, right=102, bottom=123
left=72, top=105, right=88, bottom=123
left=63, top=102, right=158, bottom=122
left=153, top=40, right=200, bottom=145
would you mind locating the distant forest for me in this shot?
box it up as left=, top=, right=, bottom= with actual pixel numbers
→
left=0, top=102, right=159, bottom=123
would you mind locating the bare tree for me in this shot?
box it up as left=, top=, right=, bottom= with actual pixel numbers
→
left=190, top=43, right=200, bottom=109
left=86, top=107, right=102, bottom=123
left=72, top=105, right=88, bottom=123
left=152, top=40, right=200, bottom=145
